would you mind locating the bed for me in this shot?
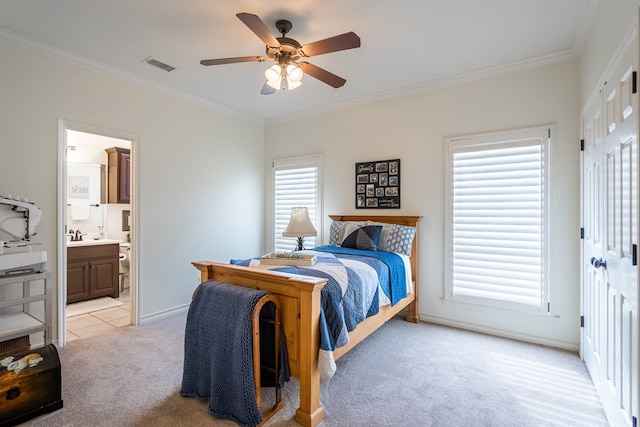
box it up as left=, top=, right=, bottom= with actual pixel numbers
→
left=192, top=215, right=422, bottom=427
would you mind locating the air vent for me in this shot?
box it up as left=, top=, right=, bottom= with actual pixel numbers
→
left=143, top=57, right=175, bottom=72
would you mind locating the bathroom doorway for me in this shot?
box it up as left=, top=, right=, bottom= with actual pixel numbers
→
left=57, top=120, right=138, bottom=345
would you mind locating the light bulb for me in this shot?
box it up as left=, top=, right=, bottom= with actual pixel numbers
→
left=264, top=65, right=281, bottom=84
left=286, top=64, right=303, bottom=82
left=286, top=78, right=302, bottom=90
left=266, top=80, right=281, bottom=90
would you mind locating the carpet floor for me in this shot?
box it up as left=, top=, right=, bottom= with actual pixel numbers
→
left=19, top=312, right=609, bottom=426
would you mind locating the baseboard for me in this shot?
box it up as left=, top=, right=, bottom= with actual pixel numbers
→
left=420, top=313, right=580, bottom=352
left=140, top=303, right=189, bottom=324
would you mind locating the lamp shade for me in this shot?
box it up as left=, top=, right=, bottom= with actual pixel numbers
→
left=282, top=207, right=317, bottom=237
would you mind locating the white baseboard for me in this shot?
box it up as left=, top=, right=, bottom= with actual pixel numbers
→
left=420, top=312, right=579, bottom=352
left=140, top=303, right=189, bottom=324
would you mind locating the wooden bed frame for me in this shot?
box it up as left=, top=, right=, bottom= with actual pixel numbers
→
left=192, top=215, right=422, bottom=427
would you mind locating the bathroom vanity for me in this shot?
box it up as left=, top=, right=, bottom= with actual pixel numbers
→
left=67, top=240, right=119, bottom=303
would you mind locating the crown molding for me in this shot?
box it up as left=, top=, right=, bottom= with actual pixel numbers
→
left=0, top=23, right=580, bottom=128
left=265, top=49, right=578, bottom=126
left=0, top=26, right=264, bottom=126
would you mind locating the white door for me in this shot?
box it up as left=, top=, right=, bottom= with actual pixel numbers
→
left=582, top=29, right=639, bottom=427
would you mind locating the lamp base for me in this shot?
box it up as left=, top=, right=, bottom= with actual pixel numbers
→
left=295, top=237, right=305, bottom=252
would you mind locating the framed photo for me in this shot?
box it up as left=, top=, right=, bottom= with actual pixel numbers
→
left=69, top=175, right=90, bottom=198
left=355, top=159, right=400, bottom=209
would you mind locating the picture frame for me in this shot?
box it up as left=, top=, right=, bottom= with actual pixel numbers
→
left=355, top=159, right=400, bottom=209
left=69, top=175, right=90, bottom=199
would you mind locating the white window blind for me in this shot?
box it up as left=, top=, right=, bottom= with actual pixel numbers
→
left=446, top=128, right=549, bottom=312
left=273, top=156, right=321, bottom=252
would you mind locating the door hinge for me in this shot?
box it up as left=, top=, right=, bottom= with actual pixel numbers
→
left=580, top=139, right=584, bottom=151
left=633, top=71, right=637, bottom=94
left=581, top=315, right=584, bottom=328
left=633, top=415, right=637, bottom=427
left=633, top=244, right=637, bottom=266
left=547, top=302, right=550, bottom=313
left=580, top=227, right=584, bottom=239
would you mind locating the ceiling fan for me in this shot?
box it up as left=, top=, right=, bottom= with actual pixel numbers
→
left=200, top=12, right=361, bottom=94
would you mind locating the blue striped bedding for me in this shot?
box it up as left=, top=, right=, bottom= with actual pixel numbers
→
left=232, top=245, right=408, bottom=379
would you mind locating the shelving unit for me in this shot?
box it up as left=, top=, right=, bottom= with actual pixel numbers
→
left=0, top=271, right=52, bottom=346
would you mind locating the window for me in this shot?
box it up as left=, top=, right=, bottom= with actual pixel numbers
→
left=445, top=126, right=550, bottom=313
left=272, top=155, right=322, bottom=252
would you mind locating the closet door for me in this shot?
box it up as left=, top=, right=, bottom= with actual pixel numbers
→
left=582, top=26, right=639, bottom=427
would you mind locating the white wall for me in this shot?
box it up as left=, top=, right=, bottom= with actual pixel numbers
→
left=0, top=38, right=265, bottom=334
left=579, top=0, right=640, bottom=105
left=2, top=1, right=632, bottom=350
left=265, top=59, right=581, bottom=349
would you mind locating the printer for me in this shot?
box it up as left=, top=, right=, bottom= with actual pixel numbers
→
left=0, top=195, right=47, bottom=276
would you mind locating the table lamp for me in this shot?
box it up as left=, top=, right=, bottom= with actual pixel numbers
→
left=282, top=206, right=317, bottom=251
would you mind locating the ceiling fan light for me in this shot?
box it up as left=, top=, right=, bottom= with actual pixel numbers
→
left=286, top=64, right=303, bottom=82
left=264, top=65, right=281, bottom=84
left=286, top=78, right=302, bottom=90
left=266, top=80, right=281, bottom=90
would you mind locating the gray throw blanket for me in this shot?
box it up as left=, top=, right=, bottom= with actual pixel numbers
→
left=180, top=280, right=289, bottom=427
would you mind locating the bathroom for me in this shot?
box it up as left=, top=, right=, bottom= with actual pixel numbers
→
left=65, top=129, right=132, bottom=340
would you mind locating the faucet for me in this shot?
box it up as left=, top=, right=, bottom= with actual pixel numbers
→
left=68, top=229, right=85, bottom=242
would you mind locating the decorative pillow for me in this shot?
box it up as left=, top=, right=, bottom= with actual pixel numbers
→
left=367, top=221, right=416, bottom=257
left=328, top=220, right=368, bottom=245
left=385, top=224, right=416, bottom=256
left=329, top=221, right=343, bottom=245
left=340, top=225, right=382, bottom=251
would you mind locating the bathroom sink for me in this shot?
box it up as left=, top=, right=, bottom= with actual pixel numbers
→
left=67, top=239, right=121, bottom=247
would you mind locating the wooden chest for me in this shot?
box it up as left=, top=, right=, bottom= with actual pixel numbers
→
left=0, top=344, right=62, bottom=427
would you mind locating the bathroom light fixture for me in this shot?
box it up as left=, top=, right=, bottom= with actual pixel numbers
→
left=265, top=62, right=303, bottom=91
left=282, top=206, right=316, bottom=251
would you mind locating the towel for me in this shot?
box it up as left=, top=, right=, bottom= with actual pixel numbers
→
left=70, top=202, right=90, bottom=220
left=180, top=281, right=289, bottom=427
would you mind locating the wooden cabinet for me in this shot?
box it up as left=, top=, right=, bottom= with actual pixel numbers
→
left=106, top=147, right=130, bottom=204
left=67, top=244, right=119, bottom=303
left=0, top=272, right=52, bottom=346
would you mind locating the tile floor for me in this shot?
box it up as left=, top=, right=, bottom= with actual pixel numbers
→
left=66, top=289, right=131, bottom=341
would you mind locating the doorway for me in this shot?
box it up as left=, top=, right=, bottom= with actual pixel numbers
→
left=57, top=120, right=138, bottom=345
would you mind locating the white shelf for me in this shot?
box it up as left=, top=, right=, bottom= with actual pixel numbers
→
left=0, top=313, right=45, bottom=337
left=0, top=271, right=52, bottom=345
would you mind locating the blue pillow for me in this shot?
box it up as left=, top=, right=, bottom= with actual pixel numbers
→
left=341, top=225, right=382, bottom=251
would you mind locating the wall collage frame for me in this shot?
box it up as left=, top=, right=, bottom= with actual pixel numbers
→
left=355, top=158, right=400, bottom=209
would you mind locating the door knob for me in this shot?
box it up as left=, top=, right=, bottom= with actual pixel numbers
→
left=590, top=257, right=607, bottom=269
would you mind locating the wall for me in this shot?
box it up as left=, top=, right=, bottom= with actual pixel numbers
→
left=265, top=59, right=581, bottom=349
left=0, top=38, right=265, bottom=336
left=579, top=0, right=640, bottom=105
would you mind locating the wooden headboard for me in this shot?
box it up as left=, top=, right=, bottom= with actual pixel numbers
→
left=328, top=214, right=423, bottom=320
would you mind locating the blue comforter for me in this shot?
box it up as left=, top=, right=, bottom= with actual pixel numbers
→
left=233, top=245, right=407, bottom=354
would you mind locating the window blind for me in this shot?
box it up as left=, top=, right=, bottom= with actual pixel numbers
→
left=274, top=162, right=318, bottom=252
left=448, top=131, right=548, bottom=311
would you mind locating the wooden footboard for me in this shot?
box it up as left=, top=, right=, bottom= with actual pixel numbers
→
left=192, top=214, right=422, bottom=426
left=192, top=261, right=328, bottom=426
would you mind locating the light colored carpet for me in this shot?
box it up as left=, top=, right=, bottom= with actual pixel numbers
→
left=66, top=297, right=123, bottom=317
left=20, top=312, right=610, bottom=426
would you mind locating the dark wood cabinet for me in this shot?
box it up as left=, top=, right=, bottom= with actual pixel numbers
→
left=106, top=147, right=130, bottom=204
left=67, top=244, right=119, bottom=303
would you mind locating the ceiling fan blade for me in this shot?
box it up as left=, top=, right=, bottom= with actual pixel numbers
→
left=299, top=62, right=346, bottom=88
left=260, top=81, right=276, bottom=95
left=200, top=56, right=266, bottom=66
left=236, top=12, right=281, bottom=47
left=300, top=32, right=361, bottom=57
